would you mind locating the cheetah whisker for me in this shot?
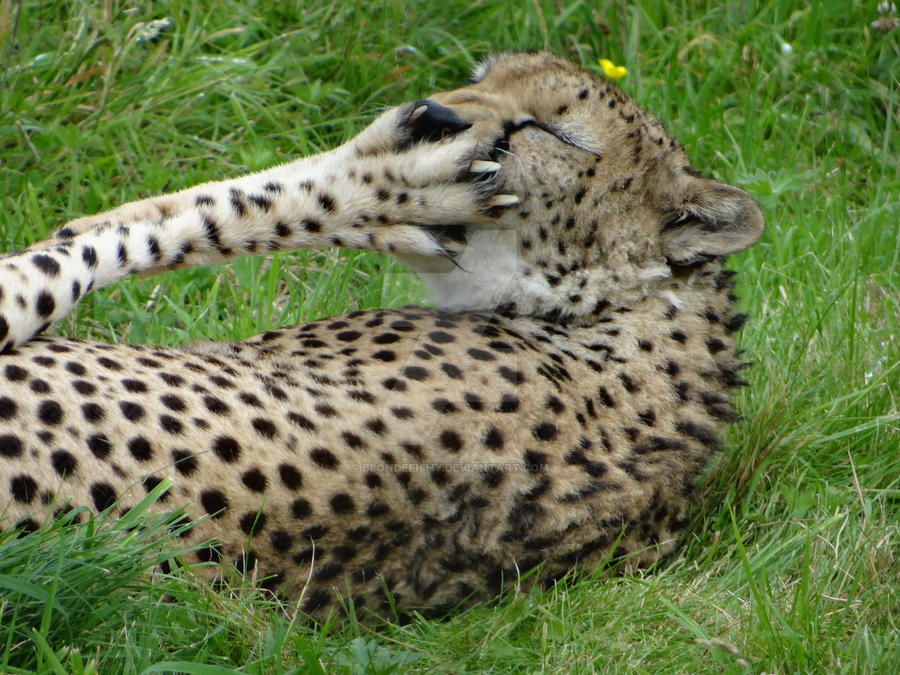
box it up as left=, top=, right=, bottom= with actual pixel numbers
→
left=437, top=246, right=469, bottom=272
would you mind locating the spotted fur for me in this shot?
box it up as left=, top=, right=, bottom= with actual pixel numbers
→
left=0, top=53, right=762, bottom=620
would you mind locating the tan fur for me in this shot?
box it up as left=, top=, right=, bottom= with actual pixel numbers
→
left=0, top=53, right=762, bottom=620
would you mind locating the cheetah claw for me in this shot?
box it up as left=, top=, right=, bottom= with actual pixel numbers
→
left=469, top=160, right=501, bottom=173
left=484, top=194, right=519, bottom=207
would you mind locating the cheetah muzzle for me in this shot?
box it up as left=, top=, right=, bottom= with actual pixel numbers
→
left=0, top=52, right=763, bottom=621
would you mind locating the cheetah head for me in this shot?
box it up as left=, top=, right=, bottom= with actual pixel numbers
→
left=399, top=52, right=763, bottom=321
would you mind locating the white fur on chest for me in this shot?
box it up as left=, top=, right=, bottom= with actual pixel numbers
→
left=398, top=229, right=553, bottom=313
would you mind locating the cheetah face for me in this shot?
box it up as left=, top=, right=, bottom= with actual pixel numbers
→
left=401, top=52, right=763, bottom=322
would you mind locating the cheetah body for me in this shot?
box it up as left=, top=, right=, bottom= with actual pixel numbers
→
left=0, top=53, right=762, bottom=618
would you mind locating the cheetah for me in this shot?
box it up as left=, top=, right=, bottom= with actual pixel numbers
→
left=0, top=52, right=763, bottom=619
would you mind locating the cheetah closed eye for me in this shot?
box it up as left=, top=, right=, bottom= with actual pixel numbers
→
left=0, top=52, right=763, bottom=620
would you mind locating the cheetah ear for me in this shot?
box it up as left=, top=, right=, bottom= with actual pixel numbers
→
left=660, top=180, right=764, bottom=266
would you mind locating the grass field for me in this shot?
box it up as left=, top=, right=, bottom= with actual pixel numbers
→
left=1, top=0, right=898, bottom=672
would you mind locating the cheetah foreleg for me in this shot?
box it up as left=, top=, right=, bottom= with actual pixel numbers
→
left=42, top=101, right=491, bottom=241
left=0, top=103, right=516, bottom=352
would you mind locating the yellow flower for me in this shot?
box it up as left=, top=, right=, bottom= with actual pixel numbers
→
left=598, top=58, right=627, bottom=80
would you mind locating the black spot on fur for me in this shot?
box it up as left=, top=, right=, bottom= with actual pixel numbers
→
left=119, top=401, right=144, bottom=422
left=242, top=468, right=267, bottom=492
left=467, top=348, right=494, bottom=361
left=498, top=366, right=524, bottom=384
left=121, top=379, right=147, bottom=393
left=330, top=493, right=355, bottom=514
left=90, top=482, right=117, bottom=511
left=309, top=447, right=339, bottom=469
left=128, top=436, right=153, bottom=461
left=35, top=291, right=56, bottom=318
left=497, top=394, right=519, bottom=413
left=171, top=449, right=198, bottom=476
left=0, top=397, right=17, bottom=420
left=428, top=330, right=455, bottom=343
left=439, top=430, right=463, bottom=452
left=403, top=366, right=428, bottom=381
left=291, top=498, right=312, bottom=518
left=278, top=464, right=303, bottom=489
left=0, top=434, right=24, bottom=457
left=87, top=433, right=112, bottom=459
left=32, top=254, right=61, bottom=277
left=229, top=187, right=246, bottom=216
left=10, top=474, right=38, bottom=503
left=212, top=436, right=241, bottom=463
left=287, top=412, right=316, bottom=431
left=239, top=511, right=266, bottom=535
left=252, top=418, right=278, bottom=439
left=270, top=530, right=293, bottom=552
left=440, top=363, right=462, bottom=379
left=532, top=422, right=559, bottom=441
left=617, top=373, right=640, bottom=393
left=3, top=364, right=27, bottom=381
left=523, top=451, right=548, bottom=476
left=482, top=426, right=504, bottom=450
left=201, top=490, right=229, bottom=517
left=38, top=400, right=63, bottom=426
left=317, top=193, right=336, bottom=213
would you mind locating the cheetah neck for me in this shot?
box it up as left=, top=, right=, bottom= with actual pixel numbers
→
left=399, top=228, right=677, bottom=324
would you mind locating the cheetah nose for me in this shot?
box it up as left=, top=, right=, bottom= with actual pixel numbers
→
left=406, top=100, right=472, bottom=143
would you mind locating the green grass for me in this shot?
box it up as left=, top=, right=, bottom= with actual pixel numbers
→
left=1, top=0, right=897, bottom=672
